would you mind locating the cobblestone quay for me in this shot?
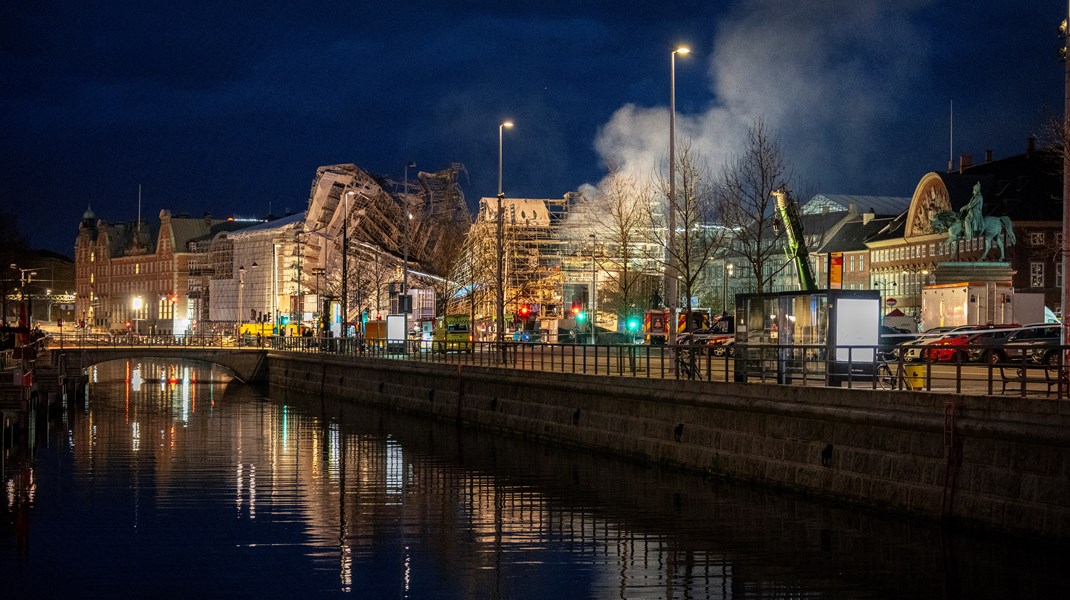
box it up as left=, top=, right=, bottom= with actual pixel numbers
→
left=269, top=352, right=1070, bottom=539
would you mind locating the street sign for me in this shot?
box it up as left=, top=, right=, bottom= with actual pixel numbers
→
left=886, top=298, right=898, bottom=307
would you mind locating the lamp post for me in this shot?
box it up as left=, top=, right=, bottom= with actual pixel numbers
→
left=132, top=295, right=143, bottom=335
left=402, top=162, right=416, bottom=298
left=294, top=227, right=302, bottom=330
left=342, top=189, right=354, bottom=338
left=496, top=120, right=514, bottom=353
left=589, top=234, right=597, bottom=344
left=666, top=45, right=689, bottom=346
left=238, top=265, right=246, bottom=339
left=722, top=260, right=734, bottom=312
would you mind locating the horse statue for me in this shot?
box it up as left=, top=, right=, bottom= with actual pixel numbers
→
left=931, top=210, right=965, bottom=243
left=960, top=183, right=1016, bottom=260
left=976, top=214, right=1016, bottom=260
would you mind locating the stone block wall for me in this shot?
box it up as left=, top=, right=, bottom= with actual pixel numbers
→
left=268, top=353, right=1070, bottom=539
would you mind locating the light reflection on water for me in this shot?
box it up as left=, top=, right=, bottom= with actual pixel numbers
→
left=2, top=358, right=1069, bottom=598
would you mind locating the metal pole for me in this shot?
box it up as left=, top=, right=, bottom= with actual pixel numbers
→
left=497, top=121, right=513, bottom=355
left=1063, top=1, right=1070, bottom=345
left=590, top=234, right=597, bottom=344
left=666, top=47, right=688, bottom=346
left=238, top=265, right=244, bottom=338
left=342, top=190, right=350, bottom=339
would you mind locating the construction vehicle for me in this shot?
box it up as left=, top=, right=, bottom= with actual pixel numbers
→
left=772, top=186, right=818, bottom=292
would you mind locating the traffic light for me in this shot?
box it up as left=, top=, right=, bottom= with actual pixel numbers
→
left=575, top=310, right=587, bottom=322
left=519, top=305, right=531, bottom=318
left=627, top=317, right=639, bottom=331
left=280, top=315, right=290, bottom=325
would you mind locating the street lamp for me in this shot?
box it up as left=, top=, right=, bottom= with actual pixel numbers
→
left=666, top=45, right=689, bottom=346
left=496, top=120, right=514, bottom=352
left=403, top=161, right=416, bottom=298
left=342, top=189, right=355, bottom=338
left=589, top=234, right=597, bottom=344
left=238, top=265, right=246, bottom=337
left=132, top=295, right=143, bottom=335
left=722, top=260, right=734, bottom=312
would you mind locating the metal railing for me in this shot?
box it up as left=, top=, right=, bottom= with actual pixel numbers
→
left=43, top=332, right=1070, bottom=398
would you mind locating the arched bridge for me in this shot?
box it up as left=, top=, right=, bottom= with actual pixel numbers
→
left=49, top=347, right=269, bottom=383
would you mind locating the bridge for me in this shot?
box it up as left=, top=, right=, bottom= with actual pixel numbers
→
left=47, top=346, right=269, bottom=383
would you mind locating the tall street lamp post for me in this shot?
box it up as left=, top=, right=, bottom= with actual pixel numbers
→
left=238, top=265, right=245, bottom=339
left=497, top=120, right=514, bottom=356
left=132, top=295, right=143, bottom=336
left=403, top=161, right=416, bottom=345
left=589, top=234, right=597, bottom=344
left=666, top=45, right=689, bottom=346
left=342, top=189, right=354, bottom=338
left=722, top=259, right=734, bottom=312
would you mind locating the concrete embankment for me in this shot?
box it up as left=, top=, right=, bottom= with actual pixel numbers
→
left=268, top=352, right=1070, bottom=539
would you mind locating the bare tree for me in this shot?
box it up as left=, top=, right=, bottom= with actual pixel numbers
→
left=716, top=117, right=793, bottom=293
left=650, top=141, right=727, bottom=325
left=577, top=168, right=661, bottom=324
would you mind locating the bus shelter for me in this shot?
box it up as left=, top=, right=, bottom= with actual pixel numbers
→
left=733, top=290, right=880, bottom=385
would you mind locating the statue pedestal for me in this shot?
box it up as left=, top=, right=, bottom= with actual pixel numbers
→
left=931, top=262, right=1015, bottom=286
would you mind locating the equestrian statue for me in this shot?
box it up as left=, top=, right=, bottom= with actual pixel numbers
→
left=931, top=182, right=1015, bottom=261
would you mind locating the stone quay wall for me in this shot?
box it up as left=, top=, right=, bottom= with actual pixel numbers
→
left=268, top=353, right=1070, bottom=539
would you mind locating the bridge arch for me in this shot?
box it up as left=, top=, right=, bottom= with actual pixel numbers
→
left=52, top=348, right=268, bottom=383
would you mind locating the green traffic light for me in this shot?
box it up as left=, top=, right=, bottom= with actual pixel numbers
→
left=576, top=311, right=587, bottom=322
left=627, top=319, right=639, bottom=331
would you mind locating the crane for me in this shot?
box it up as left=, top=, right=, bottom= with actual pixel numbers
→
left=772, top=186, right=818, bottom=292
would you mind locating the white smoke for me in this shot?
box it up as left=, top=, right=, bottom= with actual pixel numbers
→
left=589, top=0, right=932, bottom=196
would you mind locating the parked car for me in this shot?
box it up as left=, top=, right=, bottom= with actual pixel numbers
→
left=898, top=326, right=965, bottom=362
left=878, top=326, right=918, bottom=360
left=929, top=324, right=1019, bottom=363
left=991, top=324, right=1062, bottom=365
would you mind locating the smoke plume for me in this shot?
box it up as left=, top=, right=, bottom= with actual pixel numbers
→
left=589, top=0, right=932, bottom=196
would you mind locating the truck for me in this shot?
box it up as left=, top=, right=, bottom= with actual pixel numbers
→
left=643, top=309, right=710, bottom=344
left=920, top=283, right=1035, bottom=331
left=432, top=314, right=473, bottom=352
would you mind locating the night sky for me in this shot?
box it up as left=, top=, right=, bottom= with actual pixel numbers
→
left=1, top=1, right=1063, bottom=257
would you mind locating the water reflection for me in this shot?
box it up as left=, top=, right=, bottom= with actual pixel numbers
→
left=1, top=358, right=1068, bottom=598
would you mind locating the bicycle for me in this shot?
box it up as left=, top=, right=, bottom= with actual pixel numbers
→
left=676, top=346, right=702, bottom=380
left=876, top=360, right=912, bottom=390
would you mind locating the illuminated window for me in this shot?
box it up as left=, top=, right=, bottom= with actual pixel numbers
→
left=135, top=263, right=140, bottom=274
left=90, top=251, right=95, bottom=262
left=1030, top=232, right=1045, bottom=246
left=1031, top=262, right=1044, bottom=287
left=90, top=273, right=94, bottom=284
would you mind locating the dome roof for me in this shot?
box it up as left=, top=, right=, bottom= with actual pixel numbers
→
left=82, top=205, right=96, bottom=220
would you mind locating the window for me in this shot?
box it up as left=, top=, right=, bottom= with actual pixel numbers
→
left=1030, top=232, right=1045, bottom=246
left=849, top=256, right=855, bottom=272
left=859, top=255, right=865, bottom=271
left=1056, top=233, right=1064, bottom=248
left=1031, top=262, right=1045, bottom=287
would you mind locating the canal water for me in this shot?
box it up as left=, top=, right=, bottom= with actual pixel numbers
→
left=2, top=359, right=1069, bottom=598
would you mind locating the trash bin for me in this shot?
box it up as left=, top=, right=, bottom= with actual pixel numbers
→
left=904, top=364, right=925, bottom=389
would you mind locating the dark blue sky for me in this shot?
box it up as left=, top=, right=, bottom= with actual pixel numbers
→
left=1, top=1, right=1063, bottom=256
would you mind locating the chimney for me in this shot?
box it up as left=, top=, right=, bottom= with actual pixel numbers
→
left=1027, top=135, right=1036, bottom=158
left=862, top=212, right=875, bottom=225
left=985, top=149, right=993, bottom=163
left=959, top=154, right=973, bottom=173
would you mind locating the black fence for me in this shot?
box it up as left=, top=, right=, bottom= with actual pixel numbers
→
left=48, top=333, right=1070, bottom=399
